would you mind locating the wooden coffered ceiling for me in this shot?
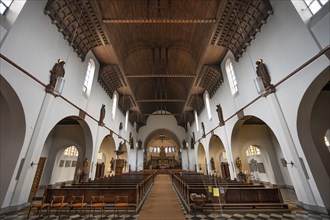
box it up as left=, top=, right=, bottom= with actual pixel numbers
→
left=45, top=0, right=272, bottom=129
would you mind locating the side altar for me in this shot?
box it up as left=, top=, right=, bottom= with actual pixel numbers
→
left=147, top=146, right=179, bottom=169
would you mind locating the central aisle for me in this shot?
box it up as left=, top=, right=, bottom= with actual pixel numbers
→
left=138, top=174, right=186, bottom=220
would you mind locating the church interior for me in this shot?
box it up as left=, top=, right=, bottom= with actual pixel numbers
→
left=0, top=0, right=329, bottom=219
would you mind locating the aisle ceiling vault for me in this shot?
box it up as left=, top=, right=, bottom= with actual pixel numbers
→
left=45, top=0, right=272, bottom=129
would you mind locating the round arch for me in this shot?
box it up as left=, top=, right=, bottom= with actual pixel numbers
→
left=208, top=135, right=227, bottom=177
left=39, top=116, right=93, bottom=186
left=0, top=75, right=26, bottom=207
left=197, top=143, right=207, bottom=174
left=297, top=66, right=330, bottom=209
left=231, top=115, right=287, bottom=185
left=98, top=135, right=116, bottom=176
left=144, top=128, right=181, bottom=169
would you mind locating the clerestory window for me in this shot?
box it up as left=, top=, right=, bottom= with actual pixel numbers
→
left=83, top=59, right=95, bottom=97
left=225, top=59, right=238, bottom=95
left=303, top=0, right=329, bottom=14
left=0, top=0, right=13, bottom=15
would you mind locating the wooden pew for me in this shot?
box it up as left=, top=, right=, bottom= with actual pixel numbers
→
left=45, top=172, right=155, bottom=214
left=170, top=172, right=288, bottom=212
left=185, top=186, right=288, bottom=211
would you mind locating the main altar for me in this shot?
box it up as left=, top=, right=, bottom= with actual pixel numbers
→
left=147, top=146, right=179, bottom=169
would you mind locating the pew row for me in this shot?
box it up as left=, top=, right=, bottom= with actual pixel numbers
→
left=170, top=173, right=288, bottom=212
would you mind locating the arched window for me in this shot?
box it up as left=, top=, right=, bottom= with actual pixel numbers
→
left=83, top=59, right=95, bottom=96
left=194, top=110, right=200, bottom=132
left=112, top=92, right=118, bottom=120
left=303, top=0, right=328, bottom=15
left=225, top=58, right=238, bottom=95
left=246, top=145, right=261, bottom=156
left=124, top=110, right=129, bottom=131
left=64, top=146, right=79, bottom=157
left=97, top=151, right=104, bottom=160
left=325, top=129, right=330, bottom=152
left=204, top=91, right=212, bottom=121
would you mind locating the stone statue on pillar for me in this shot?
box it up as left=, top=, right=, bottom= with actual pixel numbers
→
left=46, top=59, right=65, bottom=93
left=182, top=140, right=187, bottom=149
left=256, top=59, right=275, bottom=94
left=137, top=140, right=142, bottom=150
left=210, top=157, right=215, bottom=171
left=129, top=132, right=134, bottom=149
left=216, top=104, right=225, bottom=126
left=201, top=122, right=206, bottom=138
left=99, top=104, right=105, bottom=126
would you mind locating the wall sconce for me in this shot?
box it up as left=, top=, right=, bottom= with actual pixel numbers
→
left=280, top=158, right=294, bottom=167
left=254, top=76, right=265, bottom=94
left=30, top=161, right=38, bottom=167
left=54, top=77, right=65, bottom=95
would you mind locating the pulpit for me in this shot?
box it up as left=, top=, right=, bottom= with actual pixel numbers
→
left=115, top=159, right=125, bottom=175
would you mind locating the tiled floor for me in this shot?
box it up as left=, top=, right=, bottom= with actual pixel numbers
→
left=1, top=188, right=329, bottom=219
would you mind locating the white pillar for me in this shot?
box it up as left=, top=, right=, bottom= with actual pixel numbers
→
left=10, top=93, right=55, bottom=206
left=267, top=93, right=318, bottom=208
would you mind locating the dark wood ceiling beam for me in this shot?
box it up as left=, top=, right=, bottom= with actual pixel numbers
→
left=81, top=0, right=107, bottom=46
left=126, top=74, right=195, bottom=78
left=224, top=0, right=252, bottom=49
left=212, top=0, right=236, bottom=45
left=137, top=99, right=186, bottom=103
left=143, top=113, right=181, bottom=116
left=102, top=18, right=216, bottom=24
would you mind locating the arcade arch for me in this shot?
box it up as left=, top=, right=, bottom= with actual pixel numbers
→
left=0, top=76, right=26, bottom=207
left=197, top=143, right=207, bottom=174
left=144, top=129, right=181, bottom=169
left=208, top=135, right=230, bottom=178
left=231, top=116, right=289, bottom=186
left=297, top=66, right=330, bottom=209
left=97, top=135, right=116, bottom=177
left=36, top=116, right=93, bottom=192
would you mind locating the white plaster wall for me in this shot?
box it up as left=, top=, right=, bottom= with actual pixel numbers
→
left=270, top=130, right=293, bottom=187
left=189, top=0, right=329, bottom=212
left=0, top=0, right=135, bottom=210
left=50, top=151, right=77, bottom=184
left=311, top=12, right=330, bottom=49
left=1, top=0, right=329, bottom=214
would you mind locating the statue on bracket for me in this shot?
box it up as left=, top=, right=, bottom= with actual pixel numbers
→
left=119, top=122, right=123, bottom=130
left=137, top=140, right=143, bottom=150
left=182, top=140, right=187, bottom=149
left=210, top=157, right=216, bottom=171
left=235, top=157, right=242, bottom=173
left=99, top=104, right=105, bottom=126
left=256, top=59, right=275, bottom=94
left=216, top=104, right=225, bottom=126
left=46, top=59, right=65, bottom=93
left=129, top=132, right=134, bottom=149
left=201, top=122, right=206, bottom=138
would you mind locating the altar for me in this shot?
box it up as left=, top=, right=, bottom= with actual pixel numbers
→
left=149, top=155, right=177, bottom=169
left=147, top=146, right=179, bottom=169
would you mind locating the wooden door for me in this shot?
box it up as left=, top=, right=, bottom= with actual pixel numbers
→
left=95, top=162, right=105, bottom=179
left=29, top=157, right=46, bottom=201
left=221, top=162, right=230, bottom=179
